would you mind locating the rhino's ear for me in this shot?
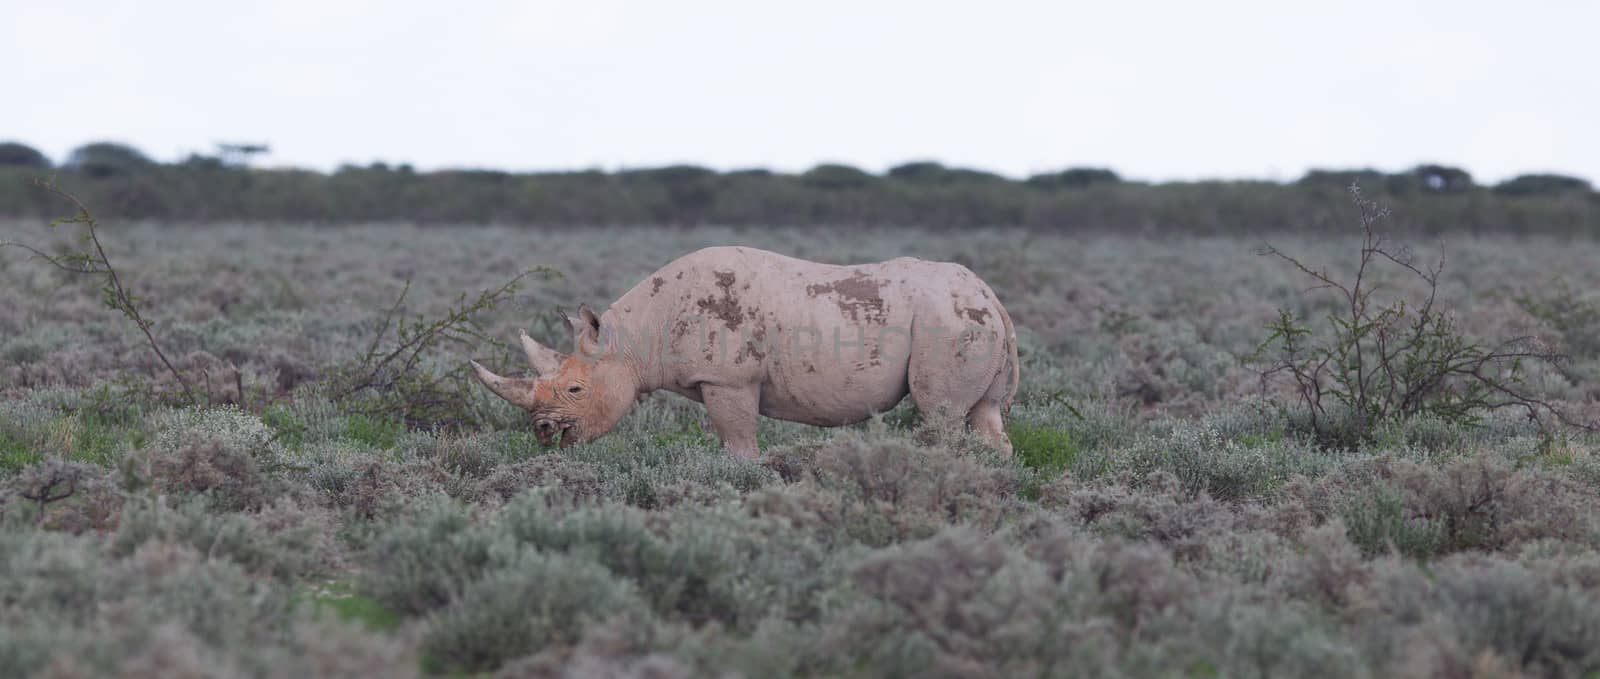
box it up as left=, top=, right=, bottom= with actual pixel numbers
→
left=470, top=360, right=540, bottom=410
left=519, top=329, right=565, bottom=375
left=566, top=304, right=601, bottom=339
left=567, top=304, right=606, bottom=358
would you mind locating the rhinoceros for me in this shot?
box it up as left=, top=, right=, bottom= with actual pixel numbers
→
left=471, top=246, right=1018, bottom=457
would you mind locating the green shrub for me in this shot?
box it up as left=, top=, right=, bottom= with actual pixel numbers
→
left=800, top=163, right=876, bottom=190
left=475, top=454, right=603, bottom=503
left=419, top=549, right=647, bottom=674
left=844, top=528, right=1069, bottom=675
left=1025, top=167, right=1120, bottom=189
left=799, top=435, right=1019, bottom=546
left=1517, top=277, right=1600, bottom=359
left=1339, top=485, right=1446, bottom=558
left=147, top=406, right=277, bottom=461
left=1255, top=186, right=1567, bottom=446
left=499, top=498, right=790, bottom=626
left=64, top=141, right=153, bottom=178
left=111, top=496, right=330, bottom=580
left=1298, top=167, right=1390, bottom=189
left=1423, top=559, right=1600, bottom=674
left=1100, top=420, right=1329, bottom=502
left=887, top=161, right=1005, bottom=185
left=1495, top=173, right=1593, bottom=196
left=126, top=437, right=268, bottom=511
left=1410, top=164, right=1475, bottom=193
left=360, top=497, right=497, bottom=615
left=0, top=152, right=1594, bottom=231
left=0, top=141, right=50, bottom=169
left=1323, top=454, right=1600, bottom=558
left=1039, top=472, right=1233, bottom=545
left=0, top=535, right=297, bottom=676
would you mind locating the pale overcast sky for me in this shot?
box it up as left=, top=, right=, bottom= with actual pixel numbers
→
left=5, top=0, right=1597, bottom=183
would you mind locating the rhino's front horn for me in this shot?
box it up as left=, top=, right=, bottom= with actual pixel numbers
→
left=470, top=360, right=540, bottom=410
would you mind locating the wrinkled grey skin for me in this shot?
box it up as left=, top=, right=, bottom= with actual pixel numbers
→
left=473, top=246, right=1018, bottom=458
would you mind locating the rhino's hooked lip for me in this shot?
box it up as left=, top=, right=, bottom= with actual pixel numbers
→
left=533, top=417, right=578, bottom=447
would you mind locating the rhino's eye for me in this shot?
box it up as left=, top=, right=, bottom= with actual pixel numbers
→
left=567, top=385, right=584, bottom=394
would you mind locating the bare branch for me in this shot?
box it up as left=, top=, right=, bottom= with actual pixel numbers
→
left=6, top=179, right=198, bottom=405
left=0, top=240, right=107, bottom=274
left=332, top=266, right=560, bottom=427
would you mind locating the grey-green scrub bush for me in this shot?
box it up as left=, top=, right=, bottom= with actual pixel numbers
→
left=2, top=219, right=1600, bottom=675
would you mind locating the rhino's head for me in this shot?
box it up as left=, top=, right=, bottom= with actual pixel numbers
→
left=470, top=305, right=639, bottom=447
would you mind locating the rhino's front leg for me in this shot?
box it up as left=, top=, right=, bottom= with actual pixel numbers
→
left=699, top=383, right=761, bottom=459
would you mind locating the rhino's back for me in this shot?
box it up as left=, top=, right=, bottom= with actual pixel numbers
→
left=619, top=245, right=979, bottom=334
left=616, top=245, right=925, bottom=319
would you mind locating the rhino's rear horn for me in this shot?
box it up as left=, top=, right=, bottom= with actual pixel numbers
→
left=470, top=360, right=540, bottom=409
left=519, top=329, right=566, bottom=375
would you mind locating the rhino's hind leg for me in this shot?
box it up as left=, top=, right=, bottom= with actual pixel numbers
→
left=969, top=329, right=1017, bottom=456
left=700, top=383, right=761, bottom=459
left=907, top=315, right=1012, bottom=455
left=966, top=399, right=1013, bottom=457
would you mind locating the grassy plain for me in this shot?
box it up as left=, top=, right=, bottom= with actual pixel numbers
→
left=3, top=220, right=1600, bottom=677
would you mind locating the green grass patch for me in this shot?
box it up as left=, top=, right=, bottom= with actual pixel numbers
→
left=498, top=430, right=544, bottom=460
left=1009, top=423, right=1078, bottom=472
left=60, top=414, right=142, bottom=466
left=0, top=433, right=40, bottom=473
left=1011, top=424, right=1079, bottom=501
left=260, top=404, right=307, bottom=450
left=1236, top=431, right=1284, bottom=448
left=650, top=421, right=716, bottom=449
left=343, top=414, right=405, bottom=450
left=53, top=389, right=148, bottom=466
left=302, top=580, right=403, bottom=632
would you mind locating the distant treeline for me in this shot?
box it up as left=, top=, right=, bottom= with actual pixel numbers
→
left=1, top=141, right=1596, bottom=233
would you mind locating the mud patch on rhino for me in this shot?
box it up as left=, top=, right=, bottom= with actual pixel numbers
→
left=697, top=270, right=743, bottom=330
left=733, top=319, right=769, bottom=365
left=963, top=306, right=991, bottom=325
left=747, top=321, right=768, bottom=361
left=698, top=296, right=743, bottom=330
left=806, top=271, right=888, bottom=324
left=650, top=277, right=666, bottom=295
